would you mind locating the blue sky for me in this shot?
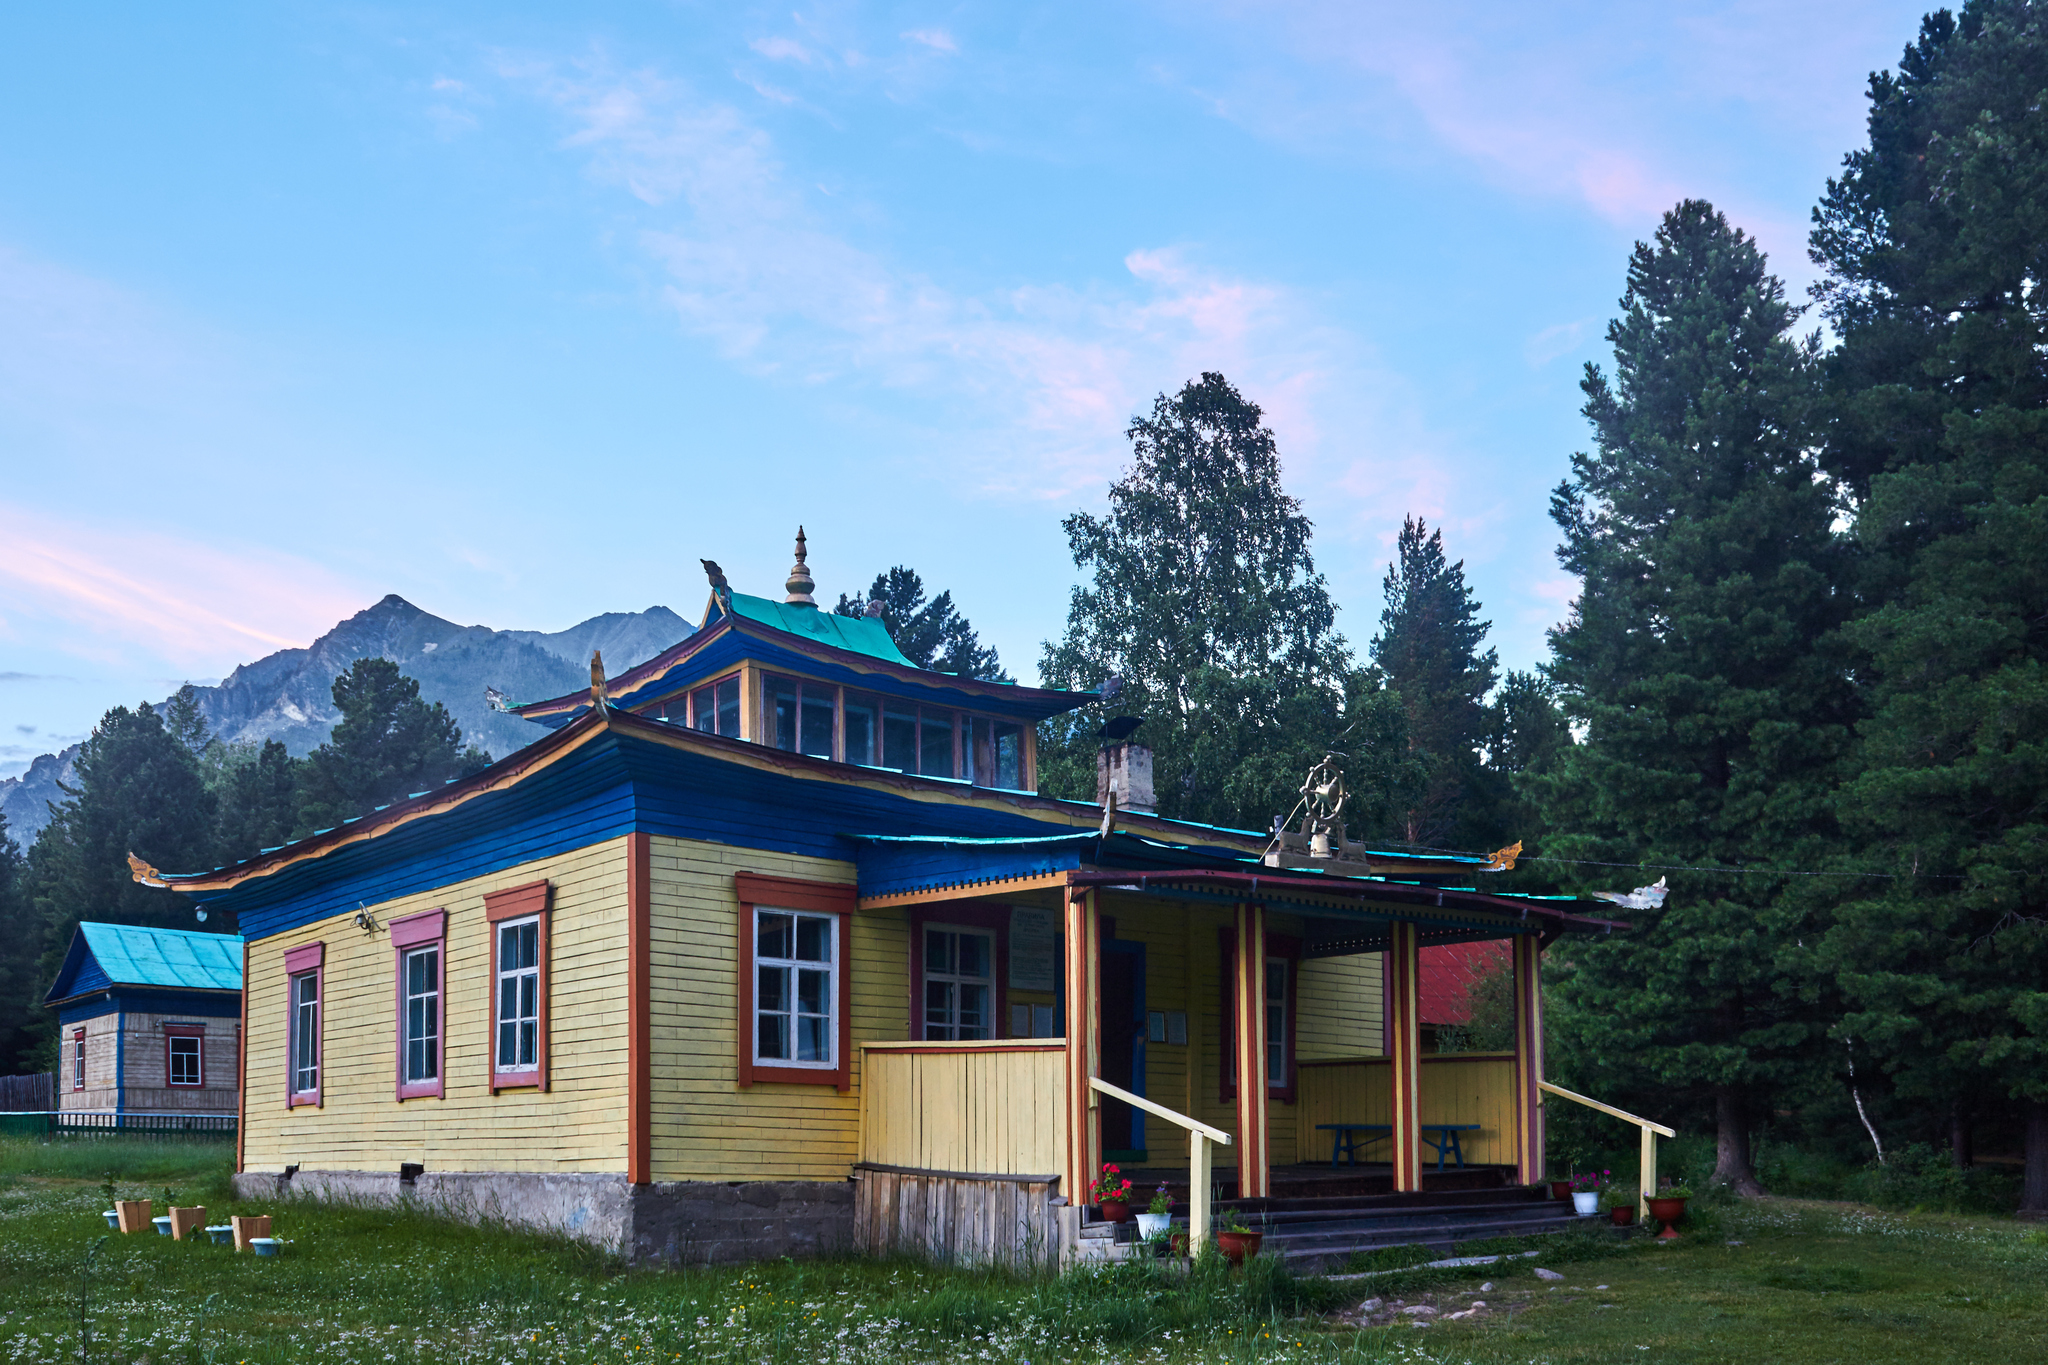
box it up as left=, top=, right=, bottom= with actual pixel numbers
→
left=0, top=1, right=1929, bottom=777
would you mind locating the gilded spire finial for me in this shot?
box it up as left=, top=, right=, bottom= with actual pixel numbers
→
left=785, top=526, right=816, bottom=606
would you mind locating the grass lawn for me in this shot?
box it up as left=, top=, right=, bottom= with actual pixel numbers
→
left=3, top=1139, right=2045, bottom=1364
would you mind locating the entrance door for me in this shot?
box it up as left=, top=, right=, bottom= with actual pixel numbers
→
left=1098, top=939, right=1147, bottom=1162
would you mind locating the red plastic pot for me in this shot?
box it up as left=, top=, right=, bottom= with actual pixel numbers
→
left=1215, top=1230, right=1263, bottom=1265
left=1646, top=1196, right=1688, bottom=1240
left=1097, top=1200, right=1132, bottom=1224
left=1548, top=1180, right=1572, bottom=1200
left=1609, top=1206, right=1635, bottom=1226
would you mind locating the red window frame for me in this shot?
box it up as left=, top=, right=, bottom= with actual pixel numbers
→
left=735, top=872, right=854, bottom=1091
left=1218, top=928, right=1301, bottom=1104
left=164, top=1024, right=205, bottom=1088
left=72, top=1028, right=85, bottom=1089
left=909, top=903, right=1010, bottom=1041
left=390, top=908, right=447, bottom=1101
left=285, top=941, right=325, bottom=1109
left=485, top=881, right=551, bottom=1093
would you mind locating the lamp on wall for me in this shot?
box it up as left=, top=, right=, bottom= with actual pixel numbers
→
left=354, top=903, right=382, bottom=936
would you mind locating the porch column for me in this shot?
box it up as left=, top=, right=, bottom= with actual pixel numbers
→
left=1388, top=920, right=1422, bottom=1192
left=1063, top=887, right=1101, bottom=1205
left=1230, top=901, right=1270, bottom=1199
left=1511, top=934, right=1546, bottom=1185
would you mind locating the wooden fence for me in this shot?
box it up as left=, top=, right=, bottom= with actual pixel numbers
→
left=860, top=1041, right=1067, bottom=1176
left=1295, top=1053, right=1520, bottom=1169
left=0, top=1072, right=53, bottom=1112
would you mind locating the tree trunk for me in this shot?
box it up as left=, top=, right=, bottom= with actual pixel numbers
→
left=1712, top=1085, right=1765, bottom=1195
left=1950, top=1107, right=1973, bottom=1169
left=2023, top=1101, right=2048, bottom=1219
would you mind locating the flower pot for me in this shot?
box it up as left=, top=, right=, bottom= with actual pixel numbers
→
left=102, top=1210, right=121, bottom=1229
left=1646, top=1196, right=1687, bottom=1239
left=1548, top=1180, right=1572, bottom=1200
left=152, top=1216, right=174, bottom=1236
left=1136, top=1212, right=1172, bottom=1239
left=1170, top=1231, right=1190, bottom=1257
left=206, top=1225, right=234, bottom=1246
left=1097, top=1200, right=1132, bottom=1224
left=250, top=1237, right=280, bottom=1257
left=1216, top=1230, right=1263, bottom=1265
left=1572, top=1191, right=1600, bottom=1217
left=1609, top=1205, right=1635, bottom=1226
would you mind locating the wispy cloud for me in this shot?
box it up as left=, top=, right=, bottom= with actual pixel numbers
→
left=1526, top=318, right=1599, bottom=368
left=503, top=56, right=1425, bottom=502
left=0, top=502, right=369, bottom=672
left=902, top=29, right=958, bottom=54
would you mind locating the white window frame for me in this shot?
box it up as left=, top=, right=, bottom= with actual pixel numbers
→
left=1265, top=956, right=1289, bottom=1089
left=922, top=924, right=996, bottom=1041
left=494, top=915, right=542, bottom=1077
left=403, top=944, right=441, bottom=1085
left=753, top=907, right=838, bottom=1070
left=72, top=1029, right=85, bottom=1089
left=167, top=1034, right=203, bottom=1087
left=290, top=971, right=320, bottom=1099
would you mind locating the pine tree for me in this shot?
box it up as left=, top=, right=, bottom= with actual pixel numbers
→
left=1370, top=517, right=1499, bottom=849
left=1809, top=1, right=2048, bottom=1207
left=214, top=740, right=302, bottom=865
left=832, top=568, right=1009, bottom=680
left=294, top=658, right=488, bottom=837
left=0, top=809, right=40, bottom=1071
left=1538, top=201, right=1850, bottom=1192
left=1038, top=373, right=1414, bottom=830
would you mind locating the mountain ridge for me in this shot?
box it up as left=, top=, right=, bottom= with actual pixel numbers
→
left=0, top=595, right=693, bottom=850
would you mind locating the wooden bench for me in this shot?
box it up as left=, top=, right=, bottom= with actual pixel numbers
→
left=1314, top=1122, right=1483, bottom=1170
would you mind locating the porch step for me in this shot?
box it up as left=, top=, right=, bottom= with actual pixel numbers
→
left=1214, top=1186, right=1589, bottom=1272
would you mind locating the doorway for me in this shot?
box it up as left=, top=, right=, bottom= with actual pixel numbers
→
left=1099, top=937, right=1147, bottom=1163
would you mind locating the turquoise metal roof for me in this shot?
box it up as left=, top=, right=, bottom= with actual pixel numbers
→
left=710, top=592, right=916, bottom=667
left=64, top=923, right=242, bottom=995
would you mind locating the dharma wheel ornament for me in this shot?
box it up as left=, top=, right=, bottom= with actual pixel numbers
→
left=1299, top=753, right=1349, bottom=858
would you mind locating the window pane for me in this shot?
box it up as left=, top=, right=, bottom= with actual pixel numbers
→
left=498, top=1020, right=517, bottom=1068
left=519, top=974, right=536, bottom=1019
left=1267, top=959, right=1286, bottom=1001
left=800, top=687, right=835, bottom=759
left=882, top=704, right=917, bottom=771
left=518, top=923, right=538, bottom=970
left=766, top=674, right=799, bottom=752
left=958, top=984, right=989, bottom=1038
left=843, top=692, right=879, bottom=766
left=758, top=1012, right=788, bottom=1060
left=758, top=963, right=788, bottom=1013
left=691, top=686, right=716, bottom=733
left=925, top=928, right=952, bottom=974
left=924, top=979, right=953, bottom=1030
left=714, top=677, right=741, bottom=737
left=519, top=1020, right=537, bottom=1067
left=995, top=724, right=1023, bottom=789
left=798, top=1015, right=829, bottom=1062
left=797, top=967, right=829, bottom=1016
left=795, top=915, right=830, bottom=962
left=957, top=933, right=988, bottom=978
left=920, top=711, right=955, bottom=777
left=758, top=913, right=792, bottom=961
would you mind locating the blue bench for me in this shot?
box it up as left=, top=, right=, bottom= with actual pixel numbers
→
left=1314, top=1122, right=1483, bottom=1170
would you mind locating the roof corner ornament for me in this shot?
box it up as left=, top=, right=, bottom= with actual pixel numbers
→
left=1484, top=840, right=1523, bottom=872
left=784, top=526, right=816, bottom=606
left=486, top=685, right=512, bottom=714
left=589, top=650, right=608, bottom=711
left=863, top=598, right=885, bottom=619
left=701, top=558, right=733, bottom=616
left=126, top=851, right=167, bottom=888
left=1591, top=876, right=1668, bottom=911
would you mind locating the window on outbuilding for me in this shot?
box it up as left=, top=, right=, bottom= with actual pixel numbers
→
left=72, top=1029, right=85, bottom=1090
left=166, top=1031, right=203, bottom=1087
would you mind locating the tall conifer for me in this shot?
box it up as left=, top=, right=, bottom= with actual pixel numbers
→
left=1810, top=1, right=2048, bottom=1205
left=1539, top=201, right=1849, bottom=1191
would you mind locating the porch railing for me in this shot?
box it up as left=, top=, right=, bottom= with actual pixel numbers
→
left=1538, top=1081, right=1675, bottom=1219
left=860, top=1041, right=1067, bottom=1177
left=1088, top=1076, right=1231, bottom=1254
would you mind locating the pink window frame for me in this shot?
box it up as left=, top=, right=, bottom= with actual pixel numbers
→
left=164, top=1025, right=204, bottom=1088
left=285, top=941, right=324, bottom=1109
left=72, top=1029, right=85, bottom=1089
left=390, top=909, right=447, bottom=1101
left=485, top=881, right=551, bottom=1093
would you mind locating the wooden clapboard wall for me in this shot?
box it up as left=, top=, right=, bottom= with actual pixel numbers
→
left=241, top=838, right=631, bottom=1174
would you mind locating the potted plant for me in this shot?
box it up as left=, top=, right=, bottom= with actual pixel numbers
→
left=1548, top=1175, right=1574, bottom=1200
left=1136, top=1183, right=1174, bottom=1239
left=1646, top=1183, right=1691, bottom=1240
left=1602, top=1186, right=1637, bottom=1226
left=1570, top=1169, right=1607, bottom=1217
left=1089, top=1163, right=1136, bottom=1223
left=1214, top=1208, right=1262, bottom=1265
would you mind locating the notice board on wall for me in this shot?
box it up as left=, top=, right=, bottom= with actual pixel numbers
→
left=1008, top=905, right=1058, bottom=993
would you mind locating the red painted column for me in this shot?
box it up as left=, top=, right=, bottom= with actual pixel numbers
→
left=1512, top=933, right=1546, bottom=1186
left=1063, top=887, right=1100, bottom=1204
left=1388, top=921, right=1422, bottom=1193
left=1231, top=901, right=1270, bottom=1199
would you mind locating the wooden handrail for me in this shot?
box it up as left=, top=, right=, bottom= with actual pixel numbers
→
left=862, top=1039, right=1065, bottom=1053
left=1089, top=1076, right=1232, bottom=1145
left=1538, top=1081, right=1675, bottom=1137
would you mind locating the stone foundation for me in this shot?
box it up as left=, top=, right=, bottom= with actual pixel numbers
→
left=233, top=1169, right=853, bottom=1264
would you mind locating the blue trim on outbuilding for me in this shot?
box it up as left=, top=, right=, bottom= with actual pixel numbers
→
left=57, top=990, right=242, bottom=1026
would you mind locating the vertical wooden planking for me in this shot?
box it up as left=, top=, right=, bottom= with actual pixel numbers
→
left=1512, top=933, right=1546, bottom=1185
left=1388, top=922, right=1422, bottom=1191
left=628, top=832, right=651, bottom=1185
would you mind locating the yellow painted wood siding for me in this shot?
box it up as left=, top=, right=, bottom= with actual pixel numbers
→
left=645, top=835, right=908, bottom=1182
left=241, top=839, right=632, bottom=1174
left=859, top=1047, right=1067, bottom=1175
left=1296, top=953, right=1382, bottom=1060
left=1294, top=1055, right=1519, bottom=1168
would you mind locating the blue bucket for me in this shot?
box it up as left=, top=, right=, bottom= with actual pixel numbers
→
left=207, top=1225, right=233, bottom=1245
left=152, top=1216, right=173, bottom=1236
left=102, top=1210, right=120, bottom=1228
left=250, top=1237, right=280, bottom=1257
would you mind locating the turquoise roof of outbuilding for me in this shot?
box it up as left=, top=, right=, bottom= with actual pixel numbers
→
left=44, top=923, right=243, bottom=1004
left=709, top=591, right=915, bottom=666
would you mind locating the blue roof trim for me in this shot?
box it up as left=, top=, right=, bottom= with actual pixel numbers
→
left=58, top=989, right=243, bottom=1026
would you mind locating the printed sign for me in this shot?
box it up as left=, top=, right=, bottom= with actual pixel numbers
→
left=1008, top=905, right=1058, bottom=993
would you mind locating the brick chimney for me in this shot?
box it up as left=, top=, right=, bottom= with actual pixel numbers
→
left=1096, top=741, right=1155, bottom=816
